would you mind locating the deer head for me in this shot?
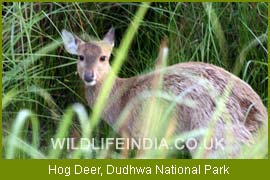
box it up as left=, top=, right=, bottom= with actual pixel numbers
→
left=62, top=28, right=115, bottom=86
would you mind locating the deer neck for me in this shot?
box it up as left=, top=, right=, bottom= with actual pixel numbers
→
left=84, top=77, right=129, bottom=125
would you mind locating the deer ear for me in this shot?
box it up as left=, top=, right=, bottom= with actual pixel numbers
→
left=103, top=27, right=115, bottom=47
left=61, top=29, right=83, bottom=55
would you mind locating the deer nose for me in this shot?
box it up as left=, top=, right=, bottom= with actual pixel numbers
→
left=84, top=72, right=95, bottom=82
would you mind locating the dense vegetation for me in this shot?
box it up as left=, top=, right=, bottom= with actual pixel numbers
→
left=2, top=2, right=268, bottom=158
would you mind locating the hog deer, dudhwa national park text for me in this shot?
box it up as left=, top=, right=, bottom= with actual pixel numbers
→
left=62, top=27, right=267, bottom=158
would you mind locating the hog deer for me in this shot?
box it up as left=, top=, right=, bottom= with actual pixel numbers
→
left=61, top=28, right=267, bottom=158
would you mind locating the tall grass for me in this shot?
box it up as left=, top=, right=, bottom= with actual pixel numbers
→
left=2, top=2, right=268, bottom=159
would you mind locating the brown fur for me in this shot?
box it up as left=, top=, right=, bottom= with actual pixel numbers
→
left=62, top=29, right=267, bottom=158
left=83, top=62, right=267, bottom=158
left=85, top=62, right=267, bottom=128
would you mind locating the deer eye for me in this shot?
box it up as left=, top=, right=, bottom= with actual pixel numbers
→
left=79, top=55, right=84, bottom=61
left=100, top=56, right=106, bottom=62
